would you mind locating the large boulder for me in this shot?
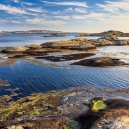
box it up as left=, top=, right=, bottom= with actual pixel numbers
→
left=1, top=46, right=29, bottom=53
left=94, top=39, right=113, bottom=46
left=51, top=40, right=80, bottom=49
left=99, top=35, right=119, bottom=41
left=41, top=38, right=96, bottom=50
left=25, top=44, right=41, bottom=50
left=78, top=99, right=129, bottom=129
left=72, top=57, right=124, bottom=67
left=114, top=40, right=129, bottom=45
left=77, top=33, right=91, bottom=37
left=71, top=43, right=96, bottom=50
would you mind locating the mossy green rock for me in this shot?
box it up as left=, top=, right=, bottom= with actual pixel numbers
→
left=92, top=100, right=107, bottom=111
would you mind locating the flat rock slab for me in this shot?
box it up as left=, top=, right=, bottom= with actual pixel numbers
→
left=36, top=53, right=95, bottom=62
left=72, top=57, right=124, bottom=67
left=7, top=50, right=60, bottom=58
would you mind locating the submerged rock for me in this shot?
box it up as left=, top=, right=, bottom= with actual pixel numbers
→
left=72, top=57, right=125, bottom=67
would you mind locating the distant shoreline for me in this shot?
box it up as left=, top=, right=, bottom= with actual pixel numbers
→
left=0, top=30, right=129, bottom=36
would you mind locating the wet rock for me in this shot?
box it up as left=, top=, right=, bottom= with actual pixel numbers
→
left=36, top=53, right=95, bottom=62
left=41, top=38, right=96, bottom=50
left=8, top=54, right=29, bottom=59
left=0, top=79, right=10, bottom=86
left=91, top=116, right=129, bottom=129
left=7, top=125, right=23, bottom=129
left=98, top=35, right=119, bottom=41
left=76, top=33, right=91, bottom=37
left=77, top=99, right=129, bottom=129
left=44, top=33, right=66, bottom=37
left=103, top=35, right=119, bottom=41
left=1, top=46, right=29, bottom=53
left=72, top=57, right=124, bottom=67
left=115, top=40, right=129, bottom=45
left=25, top=44, right=41, bottom=50
left=71, top=44, right=96, bottom=50
left=94, top=39, right=113, bottom=46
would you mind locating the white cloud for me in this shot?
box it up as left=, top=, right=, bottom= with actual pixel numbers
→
left=27, top=8, right=44, bottom=13
left=75, top=8, right=87, bottom=13
left=26, top=18, right=65, bottom=26
left=42, top=1, right=88, bottom=7
left=97, top=0, right=129, bottom=13
left=65, top=8, right=73, bottom=11
left=88, top=12, right=104, bottom=18
left=54, top=16, right=70, bottom=20
left=10, top=20, right=22, bottom=23
left=72, top=15, right=86, bottom=19
left=72, top=12, right=105, bottom=20
left=0, top=20, right=8, bottom=23
left=21, top=2, right=34, bottom=6
left=52, top=11, right=60, bottom=14
left=13, top=0, right=19, bottom=3
left=0, top=4, right=28, bottom=14
left=0, top=19, right=22, bottom=24
left=65, top=7, right=86, bottom=13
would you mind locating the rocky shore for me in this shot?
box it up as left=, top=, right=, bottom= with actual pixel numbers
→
left=0, top=31, right=129, bottom=129
left=78, top=98, right=129, bottom=129
left=0, top=87, right=129, bottom=129
left=1, top=35, right=129, bottom=54
left=43, top=33, right=66, bottom=37
left=72, top=57, right=127, bottom=67
left=0, top=34, right=129, bottom=68
left=77, top=30, right=129, bottom=37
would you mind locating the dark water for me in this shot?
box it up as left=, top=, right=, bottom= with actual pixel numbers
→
left=0, top=59, right=129, bottom=96
left=0, top=34, right=129, bottom=96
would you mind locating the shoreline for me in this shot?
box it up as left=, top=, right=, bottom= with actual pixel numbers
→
left=0, top=33, right=129, bottom=128
left=0, top=87, right=129, bottom=128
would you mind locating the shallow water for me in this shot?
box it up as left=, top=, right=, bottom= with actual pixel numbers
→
left=0, top=58, right=129, bottom=96
left=0, top=34, right=129, bottom=97
left=97, top=46, right=129, bottom=63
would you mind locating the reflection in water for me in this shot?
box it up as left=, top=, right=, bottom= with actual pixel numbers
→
left=0, top=58, right=129, bottom=97
left=0, top=45, right=129, bottom=97
left=96, top=46, right=129, bottom=63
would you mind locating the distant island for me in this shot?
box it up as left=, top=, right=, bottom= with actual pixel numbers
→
left=77, top=30, right=129, bottom=37
left=0, top=30, right=69, bottom=34
left=1, top=30, right=129, bottom=37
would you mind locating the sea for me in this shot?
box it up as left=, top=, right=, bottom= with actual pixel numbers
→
left=0, top=33, right=129, bottom=97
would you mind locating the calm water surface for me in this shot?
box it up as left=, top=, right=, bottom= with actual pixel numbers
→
left=0, top=34, right=129, bottom=96
left=0, top=33, right=99, bottom=47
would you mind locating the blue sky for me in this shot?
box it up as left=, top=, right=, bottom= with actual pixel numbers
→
left=0, top=0, right=129, bottom=32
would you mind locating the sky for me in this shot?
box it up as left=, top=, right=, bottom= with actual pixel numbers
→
left=0, top=0, right=129, bottom=32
